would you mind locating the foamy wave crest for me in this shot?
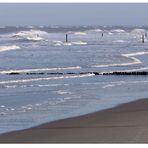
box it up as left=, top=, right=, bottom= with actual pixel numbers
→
left=113, top=40, right=125, bottom=43
left=52, top=41, right=72, bottom=46
left=73, top=32, right=87, bottom=35
left=110, top=29, right=126, bottom=33
left=85, top=29, right=103, bottom=34
left=0, top=73, right=94, bottom=84
left=0, top=66, right=81, bottom=74
left=92, top=51, right=148, bottom=68
left=52, top=41, right=87, bottom=46
left=94, top=29, right=103, bottom=32
left=102, top=84, right=116, bottom=88
left=72, top=41, right=87, bottom=45
left=13, top=30, right=49, bottom=41
left=0, top=45, right=20, bottom=52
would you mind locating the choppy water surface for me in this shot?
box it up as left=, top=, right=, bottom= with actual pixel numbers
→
left=0, top=26, right=148, bottom=134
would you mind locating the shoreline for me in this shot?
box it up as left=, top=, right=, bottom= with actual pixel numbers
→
left=1, top=98, right=148, bottom=143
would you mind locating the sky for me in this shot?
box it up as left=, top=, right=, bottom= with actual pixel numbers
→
left=0, top=3, right=148, bottom=26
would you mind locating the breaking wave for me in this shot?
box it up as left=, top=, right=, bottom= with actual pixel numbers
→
left=12, top=30, right=49, bottom=41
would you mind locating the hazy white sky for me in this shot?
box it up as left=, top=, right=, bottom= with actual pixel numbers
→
left=0, top=3, right=148, bottom=26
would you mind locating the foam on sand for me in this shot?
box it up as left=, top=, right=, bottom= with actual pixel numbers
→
left=0, top=45, right=20, bottom=52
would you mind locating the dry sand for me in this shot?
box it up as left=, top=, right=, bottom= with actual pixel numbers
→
left=1, top=99, right=148, bottom=143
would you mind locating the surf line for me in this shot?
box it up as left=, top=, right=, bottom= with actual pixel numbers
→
left=0, top=66, right=81, bottom=74
left=0, top=74, right=94, bottom=84
left=92, top=51, right=148, bottom=68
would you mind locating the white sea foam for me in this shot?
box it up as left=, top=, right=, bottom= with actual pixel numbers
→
left=63, top=42, right=72, bottom=46
left=52, top=41, right=72, bottom=46
left=122, top=51, right=148, bottom=57
left=102, top=84, right=116, bottom=88
left=26, top=36, right=43, bottom=41
left=35, top=104, right=42, bottom=106
left=64, top=97, right=72, bottom=100
left=10, top=108, right=15, bottom=111
left=0, top=66, right=81, bottom=74
left=27, top=26, right=35, bottom=29
left=93, top=51, right=148, bottom=68
left=0, top=105, right=5, bottom=108
left=108, top=32, right=113, bottom=35
left=103, top=79, right=148, bottom=89
left=26, top=107, right=32, bottom=110
left=4, top=83, right=66, bottom=89
left=0, top=73, right=94, bottom=85
left=0, top=45, right=20, bottom=52
left=5, top=85, right=17, bottom=88
left=85, top=29, right=103, bottom=33
left=52, top=40, right=63, bottom=46
left=113, top=40, right=125, bottom=43
left=56, top=90, right=71, bottom=95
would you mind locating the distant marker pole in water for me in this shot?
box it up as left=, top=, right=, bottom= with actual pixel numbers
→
left=101, top=33, right=103, bottom=37
left=145, top=32, right=147, bottom=38
left=66, top=34, right=68, bottom=42
left=142, top=34, right=145, bottom=43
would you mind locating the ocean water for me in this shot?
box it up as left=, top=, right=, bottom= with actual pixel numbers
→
left=0, top=26, right=148, bottom=134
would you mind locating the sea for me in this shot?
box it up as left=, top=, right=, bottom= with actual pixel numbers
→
left=0, top=25, right=148, bottom=134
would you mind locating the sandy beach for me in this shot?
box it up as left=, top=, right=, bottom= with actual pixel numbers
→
left=0, top=98, right=148, bottom=143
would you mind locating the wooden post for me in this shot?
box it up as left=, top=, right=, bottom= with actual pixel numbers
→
left=66, top=34, right=68, bottom=43
left=142, top=34, right=144, bottom=43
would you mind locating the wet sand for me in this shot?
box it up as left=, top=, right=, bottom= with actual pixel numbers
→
left=0, top=98, right=148, bottom=143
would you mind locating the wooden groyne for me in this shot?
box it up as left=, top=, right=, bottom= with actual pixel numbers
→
left=103, top=71, right=148, bottom=75
left=4, top=71, right=148, bottom=76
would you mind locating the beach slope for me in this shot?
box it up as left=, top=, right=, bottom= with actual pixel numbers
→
left=0, top=99, right=148, bottom=143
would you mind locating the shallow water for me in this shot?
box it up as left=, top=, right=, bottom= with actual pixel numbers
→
left=0, top=26, right=148, bottom=134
